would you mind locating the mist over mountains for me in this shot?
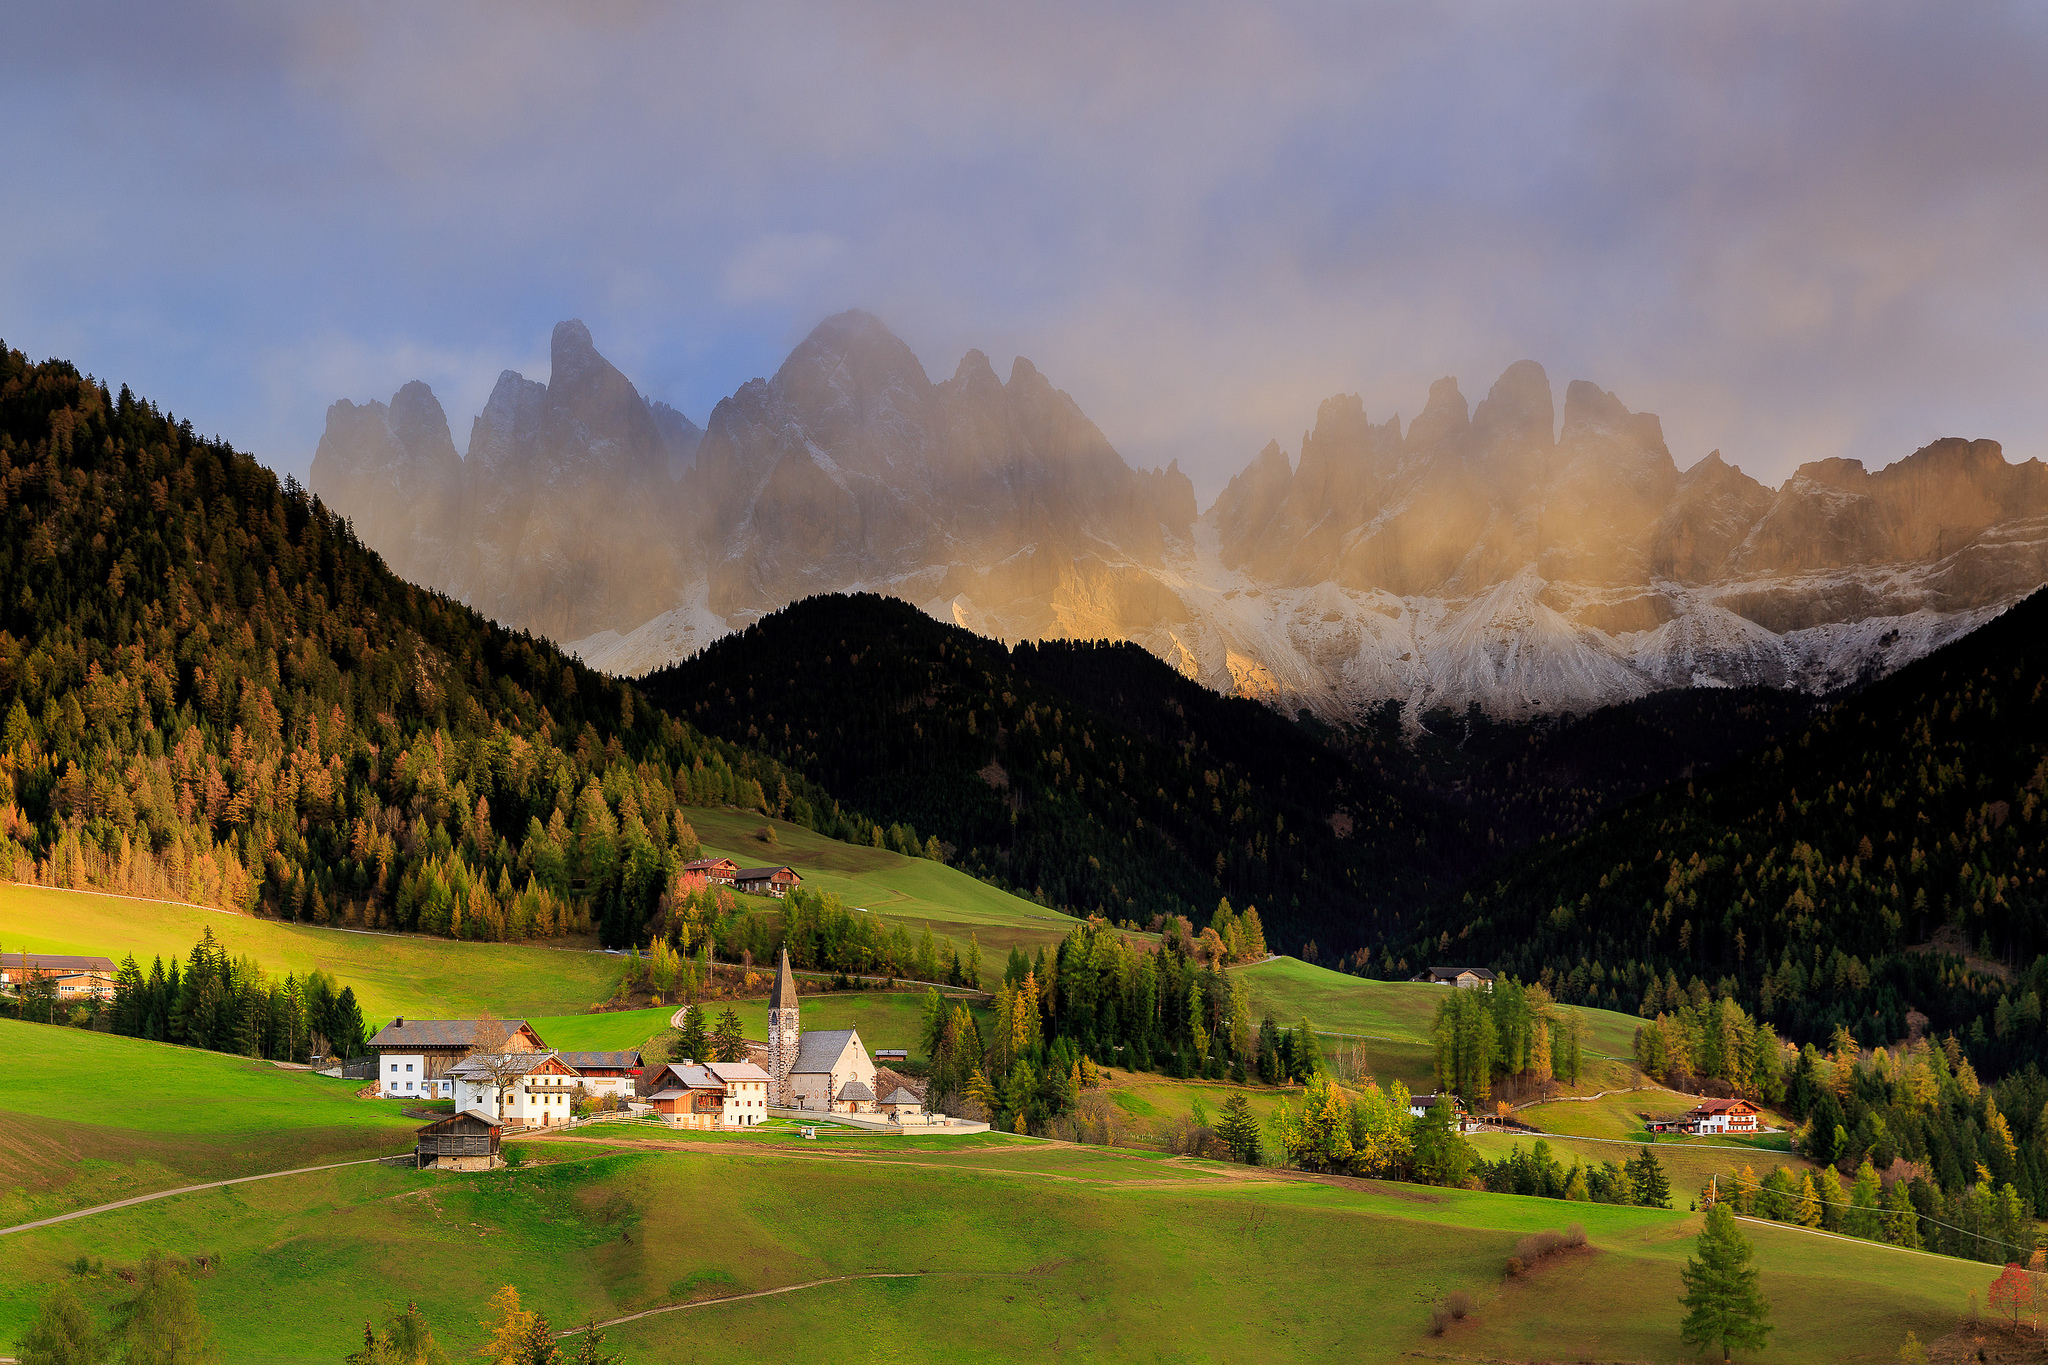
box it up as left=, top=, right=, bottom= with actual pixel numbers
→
left=312, top=314, right=2048, bottom=720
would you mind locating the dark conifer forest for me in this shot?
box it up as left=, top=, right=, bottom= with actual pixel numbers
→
left=1391, top=588, right=2048, bottom=1079
left=639, top=592, right=1468, bottom=955
left=0, top=342, right=871, bottom=949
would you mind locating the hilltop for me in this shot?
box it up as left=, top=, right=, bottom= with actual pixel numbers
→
left=639, top=593, right=1466, bottom=954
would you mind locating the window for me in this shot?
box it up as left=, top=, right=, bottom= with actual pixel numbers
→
left=389, top=1062, right=398, bottom=1072
left=406, top=1063, right=413, bottom=1071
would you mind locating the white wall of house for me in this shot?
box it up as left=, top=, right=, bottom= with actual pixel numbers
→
left=379, top=1054, right=454, bottom=1099
left=719, top=1077, right=767, bottom=1126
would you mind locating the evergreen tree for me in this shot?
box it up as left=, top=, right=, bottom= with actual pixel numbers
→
left=1629, top=1146, right=1672, bottom=1208
left=1413, top=1096, right=1474, bottom=1187
left=1678, top=1203, right=1773, bottom=1362
left=712, top=1008, right=747, bottom=1063
left=675, top=1006, right=710, bottom=1065
left=1215, top=1092, right=1262, bottom=1165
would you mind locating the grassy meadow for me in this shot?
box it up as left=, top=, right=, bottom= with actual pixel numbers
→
left=0, top=1020, right=1984, bottom=1365
left=0, top=1123, right=1981, bottom=1365
left=1232, top=957, right=1647, bottom=1102
left=689, top=808, right=1089, bottom=957
left=0, top=884, right=625, bottom=1023
left=0, top=1018, right=419, bottom=1227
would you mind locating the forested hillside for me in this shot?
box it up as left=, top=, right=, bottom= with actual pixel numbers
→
left=0, top=343, right=876, bottom=949
left=640, top=593, right=1467, bottom=955
left=1392, top=588, right=2048, bottom=1079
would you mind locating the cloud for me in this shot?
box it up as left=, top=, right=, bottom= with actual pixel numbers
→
left=722, top=232, right=849, bottom=305
left=2, top=1, right=2044, bottom=498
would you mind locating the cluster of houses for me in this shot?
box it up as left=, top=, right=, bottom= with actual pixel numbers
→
left=682, top=857, right=803, bottom=898
left=2, top=953, right=116, bottom=1001
left=385, top=949, right=944, bottom=1170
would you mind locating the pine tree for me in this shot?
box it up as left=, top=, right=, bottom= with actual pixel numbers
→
left=712, top=1008, right=747, bottom=1063
left=479, top=1286, right=535, bottom=1365
left=1678, top=1203, right=1773, bottom=1361
left=1630, top=1146, right=1671, bottom=1208
left=1216, top=1092, right=1262, bottom=1165
left=675, top=1006, right=709, bottom=1065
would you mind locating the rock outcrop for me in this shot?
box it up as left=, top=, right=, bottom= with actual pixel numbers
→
left=312, top=316, right=2048, bottom=721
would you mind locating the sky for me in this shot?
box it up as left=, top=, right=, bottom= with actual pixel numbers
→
left=4, top=1, right=2045, bottom=504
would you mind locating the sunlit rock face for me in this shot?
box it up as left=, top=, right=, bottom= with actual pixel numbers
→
left=313, top=316, right=2048, bottom=721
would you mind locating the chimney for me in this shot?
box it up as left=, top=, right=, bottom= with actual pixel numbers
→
left=395, top=1016, right=404, bottom=1028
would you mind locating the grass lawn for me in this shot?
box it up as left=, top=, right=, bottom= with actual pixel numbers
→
left=0, top=884, right=625, bottom=1023
left=0, top=1131, right=1983, bottom=1364
left=528, top=989, right=984, bottom=1061
left=689, top=808, right=1090, bottom=957
left=0, top=1018, right=420, bottom=1226
left=1465, top=1128, right=1817, bottom=1206
left=1234, top=956, right=1645, bottom=1059
left=0, top=1024, right=1986, bottom=1364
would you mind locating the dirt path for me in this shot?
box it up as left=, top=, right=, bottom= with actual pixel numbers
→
left=0, top=1156, right=399, bottom=1239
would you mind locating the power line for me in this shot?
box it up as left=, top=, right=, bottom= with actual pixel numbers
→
left=1709, top=1168, right=2038, bottom=1262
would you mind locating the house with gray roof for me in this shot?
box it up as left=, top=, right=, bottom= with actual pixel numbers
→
left=367, top=1017, right=546, bottom=1100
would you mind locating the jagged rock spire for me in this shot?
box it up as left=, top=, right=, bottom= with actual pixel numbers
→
left=773, top=946, right=799, bottom=1012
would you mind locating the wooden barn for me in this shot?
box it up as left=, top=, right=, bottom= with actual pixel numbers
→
left=734, top=865, right=802, bottom=898
left=415, top=1110, right=503, bottom=1171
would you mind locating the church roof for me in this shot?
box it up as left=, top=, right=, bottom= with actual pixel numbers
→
left=772, top=947, right=800, bottom=1011
left=882, top=1087, right=921, bottom=1106
left=791, top=1028, right=863, bottom=1075
left=837, top=1080, right=876, bottom=1102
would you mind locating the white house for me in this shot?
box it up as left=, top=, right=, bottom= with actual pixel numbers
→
left=446, top=1050, right=583, bottom=1128
left=645, top=1059, right=772, bottom=1129
left=704, top=1060, right=772, bottom=1126
left=367, top=1017, right=546, bottom=1100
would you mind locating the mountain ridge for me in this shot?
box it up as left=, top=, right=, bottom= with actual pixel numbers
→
left=311, top=313, right=2048, bottom=721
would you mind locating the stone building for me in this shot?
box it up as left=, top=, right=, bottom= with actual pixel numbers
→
left=765, top=947, right=878, bottom=1113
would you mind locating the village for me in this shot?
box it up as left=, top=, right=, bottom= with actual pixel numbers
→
left=390, top=948, right=988, bottom=1171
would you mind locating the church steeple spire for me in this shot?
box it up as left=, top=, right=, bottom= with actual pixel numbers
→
left=767, top=947, right=800, bottom=1108
left=773, top=946, right=799, bottom=1011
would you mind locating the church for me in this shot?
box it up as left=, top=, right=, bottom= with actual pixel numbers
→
left=767, top=948, right=879, bottom=1113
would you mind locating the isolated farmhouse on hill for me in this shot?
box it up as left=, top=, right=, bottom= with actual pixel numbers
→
left=735, top=865, right=802, bottom=897
left=3, top=953, right=118, bottom=1000
left=1420, top=966, right=1497, bottom=990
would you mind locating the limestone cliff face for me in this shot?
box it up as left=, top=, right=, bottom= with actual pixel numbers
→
left=312, top=317, right=2048, bottom=721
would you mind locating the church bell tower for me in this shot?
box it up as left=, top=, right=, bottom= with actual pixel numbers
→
left=767, top=947, right=800, bottom=1107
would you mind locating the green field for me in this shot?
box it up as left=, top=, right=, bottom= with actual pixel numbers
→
left=690, top=808, right=1089, bottom=957
left=0, top=884, right=626, bottom=1023
left=1234, top=956, right=1645, bottom=1059
left=0, top=1022, right=1988, bottom=1363
left=0, top=1018, right=419, bottom=1226
left=1466, top=1128, right=1816, bottom=1206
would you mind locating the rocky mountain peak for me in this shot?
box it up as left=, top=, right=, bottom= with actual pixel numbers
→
left=1405, top=377, right=1469, bottom=451
left=1469, top=359, right=1555, bottom=451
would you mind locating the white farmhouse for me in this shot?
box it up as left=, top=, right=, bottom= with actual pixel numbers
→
left=367, top=1017, right=546, bottom=1100
left=446, top=1050, right=583, bottom=1128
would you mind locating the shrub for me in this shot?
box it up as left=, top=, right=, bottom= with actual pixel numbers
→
left=1427, top=1292, right=1474, bottom=1334
left=1509, top=1225, right=1587, bottom=1273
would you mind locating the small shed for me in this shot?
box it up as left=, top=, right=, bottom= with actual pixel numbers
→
left=416, top=1109, right=503, bottom=1171
left=835, top=1079, right=876, bottom=1114
left=880, top=1086, right=924, bottom=1122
